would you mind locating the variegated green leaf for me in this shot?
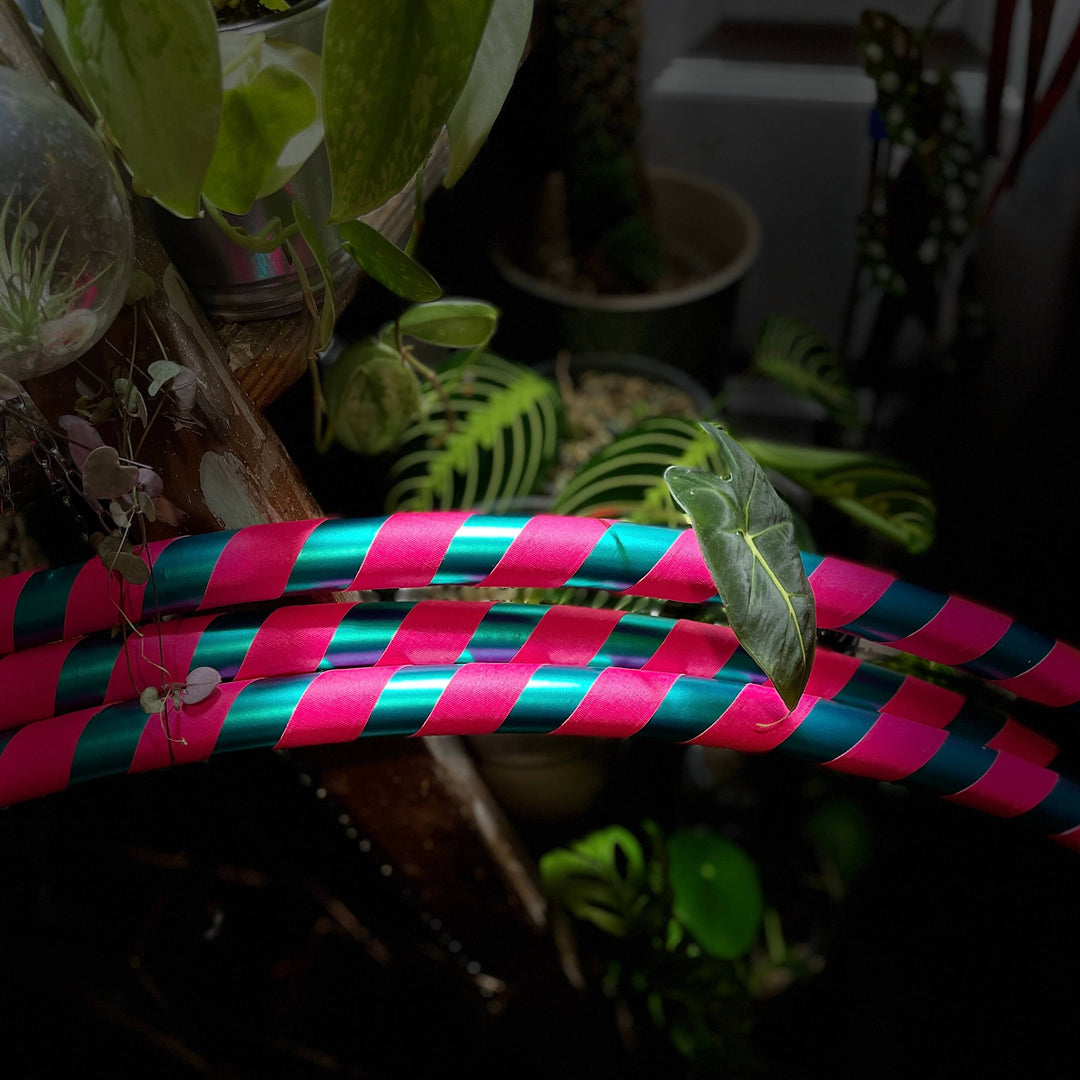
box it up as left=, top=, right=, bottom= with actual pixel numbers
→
left=752, top=315, right=861, bottom=428
left=552, top=416, right=727, bottom=524
left=68, top=0, right=221, bottom=218
left=739, top=437, right=935, bottom=554
left=445, top=0, right=533, bottom=186
left=386, top=350, right=561, bottom=512
left=323, top=0, right=494, bottom=221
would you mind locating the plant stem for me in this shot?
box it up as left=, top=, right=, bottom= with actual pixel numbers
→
left=202, top=198, right=298, bottom=253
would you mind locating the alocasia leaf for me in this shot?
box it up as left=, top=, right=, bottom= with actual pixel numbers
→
left=445, top=0, right=533, bottom=187
left=323, top=0, right=494, bottom=220
left=665, top=424, right=815, bottom=710
left=68, top=0, right=221, bottom=218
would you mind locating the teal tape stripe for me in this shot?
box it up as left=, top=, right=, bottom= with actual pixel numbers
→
left=287, top=518, right=383, bottom=593
left=328, top=604, right=414, bottom=667
left=12, top=562, right=82, bottom=650
left=69, top=701, right=147, bottom=786
left=432, top=516, right=531, bottom=585
left=189, top=612, right=261, bottom=679
left=643, top=677, right=738, bottom=741
left=503, top=667, right=601, bottom=734
left=151, top=531, right=235, bottom=612
left=214, top=676, right=312, bottom=755
left=461, top=604, right=545, bottom=662
left=365, top=667, right=447, bottom=736
left=571, top=522, right=680, bottom=592
left=55, top=634, right=124, bottom=713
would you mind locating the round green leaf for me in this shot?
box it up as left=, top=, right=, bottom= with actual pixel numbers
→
left=667, top=828, right=763, bottom=960
left=397, top=298, right=499, bottom=347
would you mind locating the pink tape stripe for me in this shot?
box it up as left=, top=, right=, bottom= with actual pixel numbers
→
left=1053, top=824, right=1080, bottom=853
left=888, top=596, right=1012, bottom=665
left=986, top=718, right=1059, bottom=767
left=201, top=519, right=324, bottom=612
left=477, top=515, right=612, bottom=588
left=992, top=640, right=1080, bottom=707
left=63, top=554, right=140, bottom=641
left=642, top=620, right=740, bottom=679
left=350, top=512, right=470, bottom=590
left=276, top=668, right=397, bottom=748
left=379, top=599, right=493, bottom=667
left=0, top=636, right=79, bottom=732
left=556, top=666, right=678, bottom=738
left=881, top=677, right=964, bottom=730
left=512, top=605, right=624, bottom=665
left=943, top=752, right=1059, bottom=817
left=237, top=602, right=359, bottom=681
left=0, top=709, right=93, bottom=805
left=626, top=528, right=717, bottom=605
left=414, top=663, right=540, bottom=737
left=0, top=571, right=28, bottom=655
left=104, top=613, right=219, bottom=710
left=689, top=683, right=811, bottom=752
left=129, top=681, right=243, bottom=775
left=825, top=713, right=947, bottom=781
left=805, top=649, right=861, bottom=700
left=809, top=557, right=896, bottom=629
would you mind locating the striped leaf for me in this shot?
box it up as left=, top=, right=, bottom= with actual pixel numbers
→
left=552, top=416, right=726, bottom=524
left=386, top=351, right=561, bottom=512
left=752, top=315, right=861, bottom=428
left=739, top=437, right=936, bottom=555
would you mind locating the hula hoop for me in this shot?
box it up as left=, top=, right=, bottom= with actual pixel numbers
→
left=0, top=600, right=1056, bottom=767
left=1, top=663, right=1077, bottom=850
left=2, top=514, right=1077, bottom=708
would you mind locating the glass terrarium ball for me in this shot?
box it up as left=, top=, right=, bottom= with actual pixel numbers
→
left=0, top=67, right=134, bottom=382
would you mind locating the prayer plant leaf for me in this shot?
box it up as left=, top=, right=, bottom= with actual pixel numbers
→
left=665, top=424, right=815, bottom=710
left=737, top=437, right=936, bottom=555
left=397, top=298, right=499, bottom=348
left=386, top=350, right=561, bottom=513
left=323, top=0, right=494, bottom=220
left=445, top=0, right=533, bottom=187
left=67, top=0, right=221, bottom=218
left=752, top=315, right=861, bottom=428
left=337, top=220, right=442, bottom=303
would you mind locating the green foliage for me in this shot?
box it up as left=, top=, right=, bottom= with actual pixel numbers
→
left=68, top=0, right=222, bottom=218
left=666, top=424, right=816, bottom=710
left=752, top=315, right=861, bottom=429
left=396, top=298, right=499, bottom=348
left=337, top=221, right=442, bottom=303
left=292, top=203, right=337, bottom=351
left=445, top=0, right=533, bottom=187
left=323, top=340, right=421, bottom=455
left=738, top=437, right=936, bottom=555
left=386, top=350, right=561, bottom=512
left=667, top=828, right=763, bottom=960
left=323, top=0, right=494, bottom=221
left=552, top=416, right=725, bottom=523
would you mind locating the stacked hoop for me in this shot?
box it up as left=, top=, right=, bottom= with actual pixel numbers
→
left=1, top=513, right=1078, bottom=851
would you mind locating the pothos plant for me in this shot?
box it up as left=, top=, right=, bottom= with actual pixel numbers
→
left=41, top=0, right=533, bottom=314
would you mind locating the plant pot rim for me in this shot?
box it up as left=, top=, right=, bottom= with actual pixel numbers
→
left=218, top=0, right=328, bottom=33
left=492, top=165, right=762, bottom=313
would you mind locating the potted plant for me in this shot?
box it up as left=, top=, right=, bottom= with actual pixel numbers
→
left=34, top=0, right=533, bottom=320
left=480, top=0, right=760, bottom=390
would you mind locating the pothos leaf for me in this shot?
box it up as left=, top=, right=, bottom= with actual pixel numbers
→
left=337, top=220, right=442, bottom=303
left=397, top=298, right=499, bottom=348
left=665, top=424, right=815, bottom=710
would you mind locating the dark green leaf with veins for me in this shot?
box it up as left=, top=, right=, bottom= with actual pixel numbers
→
left=665, top=424, right=815, bottom=710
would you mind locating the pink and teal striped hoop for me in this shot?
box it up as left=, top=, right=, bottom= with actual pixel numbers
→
left=0, top=663, right=1077, bottom=850
left=2, top=514, right=1078, bottom=708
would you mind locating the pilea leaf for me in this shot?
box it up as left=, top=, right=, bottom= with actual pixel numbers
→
left=323, top=340, right=421, bottom=455
left=665, top=424, right=815, bottom=710
left=67, top=0, right=221, bottom=218
left=667, top=828, right=763, bottom=960
left=397, top=298, right=499, bottom=348
left=323, top=0, right=494, bottom=220
left=337, top=220, right=442, bottom=303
